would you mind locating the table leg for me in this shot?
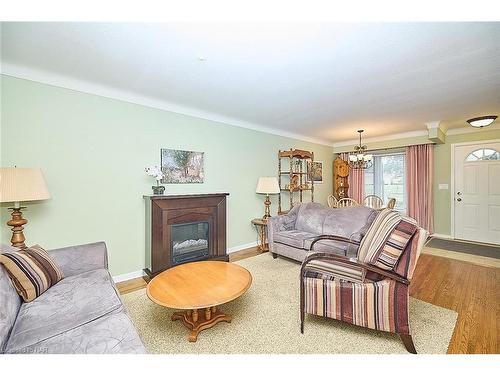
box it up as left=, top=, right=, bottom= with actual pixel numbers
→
left=171, top=306, right=232, bottom=342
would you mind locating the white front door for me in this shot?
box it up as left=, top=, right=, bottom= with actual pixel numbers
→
left=454, top=142, right=500, bottom=245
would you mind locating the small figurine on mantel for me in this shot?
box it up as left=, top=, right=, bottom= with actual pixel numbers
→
left=145, top=166, right=165, bottom=195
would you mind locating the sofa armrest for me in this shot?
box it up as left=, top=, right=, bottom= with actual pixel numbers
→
left=309, top=234, right=360, bottom=256
left=267, top=205, right=300, bottom=252
left=48, top=241, right=108, bottom=277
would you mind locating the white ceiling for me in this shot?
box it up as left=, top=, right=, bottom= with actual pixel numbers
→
left=1, top=22, right=499, bottom=144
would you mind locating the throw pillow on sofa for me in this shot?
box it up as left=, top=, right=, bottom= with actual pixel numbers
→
left=0, top=244, right=64, bottom=302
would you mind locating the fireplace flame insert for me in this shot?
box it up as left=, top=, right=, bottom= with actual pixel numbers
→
left=171, top=221, right=210, bottom=266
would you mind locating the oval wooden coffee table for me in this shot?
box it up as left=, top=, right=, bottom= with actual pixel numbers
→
left=147, top=261, right=252, bottom=342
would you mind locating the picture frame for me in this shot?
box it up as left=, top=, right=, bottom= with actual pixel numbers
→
left=160, top=148, right=204, bottom=183
left=307, top=160, right=323, bottom=184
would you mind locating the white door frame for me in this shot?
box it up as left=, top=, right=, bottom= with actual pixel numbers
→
left=450, top=138, right=500, bottom=239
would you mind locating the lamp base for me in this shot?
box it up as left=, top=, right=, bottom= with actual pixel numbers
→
left=263, top=195, right=272, bottom=219
left=7, top=207, right=28, bottom=249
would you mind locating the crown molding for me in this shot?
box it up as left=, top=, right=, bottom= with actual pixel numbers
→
left=332, top=122, right=500, bottom=149
left=0, top=63, right=334, bottom=147
left=446, top=122, right=500, bottom=135
left=332, top=129, right=428, bottom=148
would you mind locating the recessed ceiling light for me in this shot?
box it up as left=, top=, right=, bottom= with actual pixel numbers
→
left=467, top=115, right=497, bottom=128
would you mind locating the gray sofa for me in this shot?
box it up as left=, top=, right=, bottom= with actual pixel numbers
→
left=268, top=202, right=378, bottom=262
left=0, top=242, right=147, bottom=354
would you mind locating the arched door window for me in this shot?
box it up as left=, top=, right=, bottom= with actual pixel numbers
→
left=465, top=148, right=500, bottom=161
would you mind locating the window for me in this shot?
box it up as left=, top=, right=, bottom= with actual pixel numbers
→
left=364, top=153, right=406, bottom=212
left=465, top=148, right=500, bottom=161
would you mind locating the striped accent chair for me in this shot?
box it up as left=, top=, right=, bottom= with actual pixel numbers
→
left=300, top=209, right=428, bottom=353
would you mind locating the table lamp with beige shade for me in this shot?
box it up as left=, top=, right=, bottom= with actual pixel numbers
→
left=255, top=177, right=280, bottom=219
left=0, top=167, right=51, bottom=249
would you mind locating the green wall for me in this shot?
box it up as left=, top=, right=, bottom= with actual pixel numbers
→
left=333, top=128, right=500, bottom=235
left=0, top=76, right=333, bottom=276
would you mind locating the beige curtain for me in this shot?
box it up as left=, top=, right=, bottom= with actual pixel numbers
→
left=339, top=152, right=365, bottom=203
left=406, top=144, right=434, bottom=233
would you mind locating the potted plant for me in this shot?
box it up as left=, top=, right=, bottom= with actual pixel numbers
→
left=145, top=166, right=165, bottom=195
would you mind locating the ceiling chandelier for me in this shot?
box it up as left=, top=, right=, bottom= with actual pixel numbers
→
left=348, top=130, right=373, bottom=169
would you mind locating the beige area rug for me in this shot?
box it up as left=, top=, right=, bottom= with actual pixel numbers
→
left=122, top=254, right=458, bottom=354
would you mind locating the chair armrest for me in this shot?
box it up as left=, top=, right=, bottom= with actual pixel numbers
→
left=301, top=252, right=410, bottom=285
left=309, top=235, right=361, bottom=256
left=48, top=241, right=108, bottom=277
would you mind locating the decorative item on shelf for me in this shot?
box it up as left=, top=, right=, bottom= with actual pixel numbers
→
left=466, top=115, right=497, bottom=128
left=256, top=177, right=280, bottom=219
left=145, top=166, right=165, bottom=195
left=348, top=130, right=373, bottom=169
left=289, top=174, right=300, bottom=191
left=292, top=160, right=302, bottom=173
left=160, top=148, right=204, bottom=184
left=0, top=167, right=51, bottom=248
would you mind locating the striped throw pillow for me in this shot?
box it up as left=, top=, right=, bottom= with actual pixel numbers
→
left=0, top=245, right=64, bottom=302
left=369, top=218, right=418, bottom=271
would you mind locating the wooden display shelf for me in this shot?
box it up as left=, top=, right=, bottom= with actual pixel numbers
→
left=281, top=187, right=313, bottom=192
left=278, top=149, right=314, bottom=159
left=278, top=148, right=314, bottom=213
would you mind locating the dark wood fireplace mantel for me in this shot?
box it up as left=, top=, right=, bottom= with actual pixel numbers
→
left=144, top=193, right=229, bottom=277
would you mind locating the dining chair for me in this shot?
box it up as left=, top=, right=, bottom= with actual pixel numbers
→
left=327, top=195, right=338, bottom=208
left=337, top=198, right=359, bottom=208
left=363, top=195, right=384, bottom=209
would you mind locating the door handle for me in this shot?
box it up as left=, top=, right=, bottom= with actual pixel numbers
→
left=457, top=198, right=462, bottom=202
left=457, top=192, right=462, bottom=196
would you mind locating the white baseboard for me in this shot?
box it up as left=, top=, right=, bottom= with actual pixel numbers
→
left=113, top=270, right=146, bottom=283
left=112, top=241, right=258, bottom=283
left=431, top=233, right=454, bottom=240
left=227, top=241, right=258, bottom=254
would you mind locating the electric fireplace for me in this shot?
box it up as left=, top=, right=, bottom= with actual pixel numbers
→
left=144, top=193, right=229, bottom=277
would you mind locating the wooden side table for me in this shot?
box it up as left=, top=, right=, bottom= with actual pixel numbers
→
left=251, top=218, right=269, bottom=253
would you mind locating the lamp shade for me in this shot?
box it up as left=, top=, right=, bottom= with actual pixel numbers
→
left=256, top=177, right=280, bottom=195
left=0, top=168, right=51, bottom=203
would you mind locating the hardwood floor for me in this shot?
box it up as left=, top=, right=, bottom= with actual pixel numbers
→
left=116, top=247, right=499, bottom=354
left=410, top=253, right=499, bottom=354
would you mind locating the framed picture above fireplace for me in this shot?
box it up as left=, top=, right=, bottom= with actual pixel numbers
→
left=160, top=148, right=204, bottom=183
